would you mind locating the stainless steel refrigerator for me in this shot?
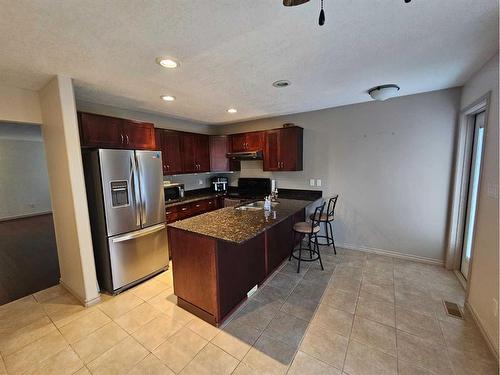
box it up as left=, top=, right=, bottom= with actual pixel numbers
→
left=83, top=149, right=168, bottom=294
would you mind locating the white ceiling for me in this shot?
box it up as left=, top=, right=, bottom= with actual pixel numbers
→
left=0, top=0, right=498, bottom=124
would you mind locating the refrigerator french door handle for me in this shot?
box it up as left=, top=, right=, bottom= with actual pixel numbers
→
left=135, top=153, right=147, bottom=226
left=111, top=223, right=166, bottom=243
left=130, top=153, right=141, bottom=226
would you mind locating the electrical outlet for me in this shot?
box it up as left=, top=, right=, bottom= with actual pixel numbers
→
left=493, top=298, right=498, bottom=317
left=309, top=179, right=315, bottom=187
left=487, top=184, right=499, bottom=199
left=198, top=179, right=203, bottom=185
left=316, top=179, right=322, bottom=187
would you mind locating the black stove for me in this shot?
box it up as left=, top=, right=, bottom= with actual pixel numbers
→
left=227, top=178, right=271, bottom=200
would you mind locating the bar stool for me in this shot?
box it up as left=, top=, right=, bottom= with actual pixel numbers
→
left=289, top=202, right=326, bottom=273
left=310, top=195, right=338, bottom=254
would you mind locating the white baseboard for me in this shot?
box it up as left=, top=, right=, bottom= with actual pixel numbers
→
left=60, top=279, right=101, bottom=307
left=337, top=242, right=444, bottom=266
left=465, top=301, right=499, bottom=362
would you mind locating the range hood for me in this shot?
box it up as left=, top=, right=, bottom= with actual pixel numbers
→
left=226, top=150, right=263, bottom=160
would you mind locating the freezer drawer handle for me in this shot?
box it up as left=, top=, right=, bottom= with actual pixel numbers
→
left=112, top=223, right=165, bottom=243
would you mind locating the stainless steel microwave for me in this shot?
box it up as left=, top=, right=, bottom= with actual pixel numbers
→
left=163, top=182, right=184, bottom=203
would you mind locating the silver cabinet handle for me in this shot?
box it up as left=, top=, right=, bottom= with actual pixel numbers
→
left=130, top=154, right=141, bottom=226
left=126, top=134, right=130, bottom=145
left=208, top=201, right=212, bottom=205
left=166, top=211, right=172, bottom=215
left=112, top=223, right=165, bottom=243
left=181, top=207, right=188, bottom=211
left=196, top=204, right=200, bottom=208
left=121, top=134, right=124, bottom=144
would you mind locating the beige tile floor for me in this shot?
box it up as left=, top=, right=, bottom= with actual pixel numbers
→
left=0, top=247, right=497, bottom=375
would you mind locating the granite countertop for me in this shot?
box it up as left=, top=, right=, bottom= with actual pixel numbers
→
left=168, top=198, right=317, bottom=243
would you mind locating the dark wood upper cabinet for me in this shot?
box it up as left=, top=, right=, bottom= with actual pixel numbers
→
left=230, top=131, right=264, bottom=152
left=122, top=120, right=155, bottom=150
left=264, top=126, right=303, bottom=171
left=78, top=112, right=155, bottom=150
left=79, top=112, right=124, bottom=148
left=155, top=129, right=183, bottom=175
left=196, top=134, right=210, bottom=172
left=180, top=133, right=198, bottom=173
left=210, top=135, right=240, bottom=172
left=180, top=133, right=210, bottom=173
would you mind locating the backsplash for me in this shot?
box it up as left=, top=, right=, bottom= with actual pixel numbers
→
left=163, top=172, right=234, bottom=191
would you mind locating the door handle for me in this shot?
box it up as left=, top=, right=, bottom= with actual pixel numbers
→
left=112, top=223, right=165, bottom=243
left=130, top=154, right=141, bottom=226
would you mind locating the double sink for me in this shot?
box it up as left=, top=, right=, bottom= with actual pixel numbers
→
left=235, top=200, right=280, bottom=211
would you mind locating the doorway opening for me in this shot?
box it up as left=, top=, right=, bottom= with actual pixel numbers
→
left=0, top=122, right=60, bottom=305
left=459, top=111, right=486, bottom=279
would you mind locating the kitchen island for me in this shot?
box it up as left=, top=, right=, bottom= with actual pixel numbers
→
left=167, top=198, right=316, bottom=326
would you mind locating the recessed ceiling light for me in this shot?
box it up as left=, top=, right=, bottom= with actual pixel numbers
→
left=161, top=95, right=176, bottom=102
left=273, top=80, right=291, bottom=88
left=227, top=108, right=237, bottom=113
left=156, top=57, right=179, bottom=69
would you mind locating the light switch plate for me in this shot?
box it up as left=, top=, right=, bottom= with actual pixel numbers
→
left=316, top=179, right=322, bottom=187
left=309, top=179, right=315, bottom=187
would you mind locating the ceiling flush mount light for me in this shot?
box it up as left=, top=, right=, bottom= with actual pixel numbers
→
left=161, top=95, right=175, bottom=102
left=368, top=84, right=401, bottom=101
left=272, top=80, right=291, bottom=88
left=227, top=108, right=237, bottom=114
left=156, top=57, right=179, bottom=69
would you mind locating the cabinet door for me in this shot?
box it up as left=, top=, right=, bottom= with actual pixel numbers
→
left=122, top=120, right=155, bottom=150
left=263, top=129, right=280, bottom=171
left=245, top=131, right=264, bottom=151
left=195, top=134, right=210, bottom=172
left=162, top=131, right=183, bottom=174
left=209, top=136, right=229, bottom=172
left=230, top=133, right=247, bottom=152
left=79, top=112, right=124, bottom=148
left=280, top=127, right=303, bottom=171
left=180, top=133, right=197, bottom=173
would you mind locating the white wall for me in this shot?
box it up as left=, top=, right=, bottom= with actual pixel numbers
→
left=0, top=124, right=52, bottom=219
left=0, top=86, right=42, bottom=124
left=461, top=53, right=499, bottom=356
left=220, top=88, right=462, bottom=263
left=39, top=76, right=99, bottom=305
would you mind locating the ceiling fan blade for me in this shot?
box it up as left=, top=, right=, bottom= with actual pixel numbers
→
left=283, top=0, right=310, bottom=6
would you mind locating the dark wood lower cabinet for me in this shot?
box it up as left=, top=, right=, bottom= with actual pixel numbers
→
left=168, top=207, right=304, bottom=326
left=165, top=197, right=220, bottom=224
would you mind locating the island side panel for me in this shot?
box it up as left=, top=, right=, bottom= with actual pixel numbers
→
left=168, top=227, right=218, bottom=321
left=216, top=233, right=266, bottom=322
left=266, top=216, right=295, bottom=274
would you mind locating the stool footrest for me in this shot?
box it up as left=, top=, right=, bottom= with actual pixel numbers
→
left=310, top=235, right=334, bottom=246
left=290, top=248, right=320, bottom=262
